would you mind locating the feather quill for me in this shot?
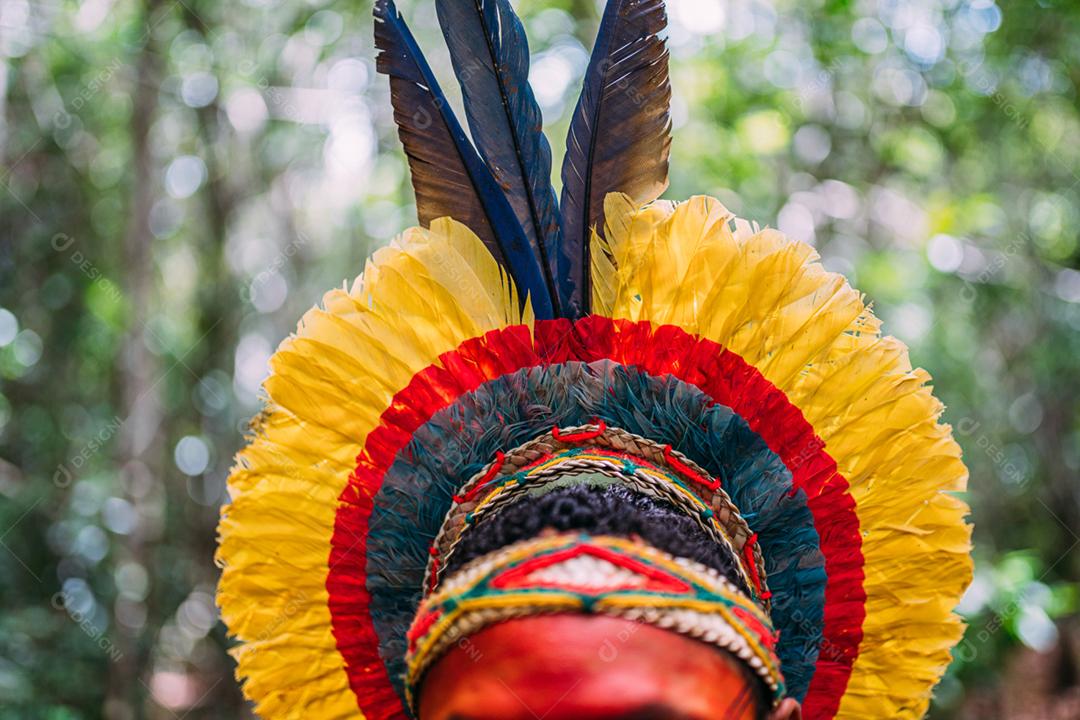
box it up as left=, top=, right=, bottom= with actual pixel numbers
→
left=435, top=0, right=564, bottom=316
left=374, top=0, right=555, bottom=318
left=560, top=0, right=672, bottom=317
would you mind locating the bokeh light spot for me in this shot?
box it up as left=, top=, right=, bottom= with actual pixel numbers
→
left=165, top=156, right=208, bottom=199
left=174, top=436, right=211, bottom=476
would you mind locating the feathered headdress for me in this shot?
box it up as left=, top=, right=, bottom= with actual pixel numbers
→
left=216, top=1, right=972, bottom=718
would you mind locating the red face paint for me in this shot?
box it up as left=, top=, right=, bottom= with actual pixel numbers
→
left=418, top=615, right=763, bottom=720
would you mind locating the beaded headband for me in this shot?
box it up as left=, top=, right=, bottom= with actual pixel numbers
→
left=406, top=533, right=785, bottom=714
left=424, top=423, right=773, bottom=607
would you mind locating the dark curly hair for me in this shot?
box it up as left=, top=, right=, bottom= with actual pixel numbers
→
left=443, top=483, right=769, bottom=719
left=444, top=483, right=751, bottom=597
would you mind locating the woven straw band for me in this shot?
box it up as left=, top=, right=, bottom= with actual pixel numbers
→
left=405, top=533, right=784, bottom=713
left=424, top=423, right=771, bottom=606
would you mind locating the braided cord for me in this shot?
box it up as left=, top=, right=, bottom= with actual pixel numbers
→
left=424, top=424, right=771, bottom=607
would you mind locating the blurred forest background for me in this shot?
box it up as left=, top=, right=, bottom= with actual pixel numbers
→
left=1, top=0, right=1078, bottom=717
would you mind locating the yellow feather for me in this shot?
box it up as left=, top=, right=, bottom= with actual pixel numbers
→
left=221, top=188, right=970, bottom=720
left=598, top=192, right=972, bottom=719
left=216, top=219, right=526, bottom=718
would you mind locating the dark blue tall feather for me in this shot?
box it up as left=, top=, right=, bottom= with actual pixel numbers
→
left=560, top=0, right=672, bottom=316
left=374, top=0, right=555, bottom=318
left=435, top=0, right=565, bottom=316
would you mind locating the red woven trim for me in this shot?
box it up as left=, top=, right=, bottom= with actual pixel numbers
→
left=452, top=451, right=506, bottom=504
left=490, top=543, right=693, bottom=595
left=551, top=420, right=607, bottom=443
left=663, top=444, right=721, bottom=491
left=733, top=604, right=779, bottom=652
left=743, top=533, right=772, bottom=601
left=327, top=317, right=863, bottom=720
left=406, top=608, right=441, bottom=653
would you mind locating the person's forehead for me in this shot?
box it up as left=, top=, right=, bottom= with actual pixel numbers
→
left=448, top=707, right=704, bottom=720
left=418, top=615, right=760, bottom=720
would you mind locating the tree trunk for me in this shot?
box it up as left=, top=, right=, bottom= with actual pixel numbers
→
left=107, top=0, right=166, bottom=716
